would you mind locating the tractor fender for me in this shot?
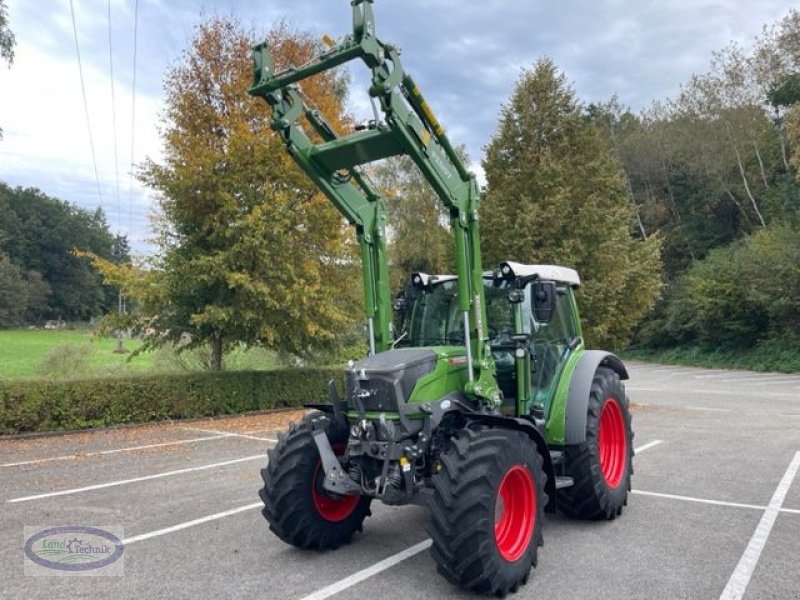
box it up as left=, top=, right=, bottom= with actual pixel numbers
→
left=565, top=350, right=629, bottom=445
left=464, top=413, right=557, bottom=512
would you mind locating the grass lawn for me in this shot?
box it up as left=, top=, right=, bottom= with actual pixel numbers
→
left=0, top=329, right=154, bottom=379
left=0, top=329, right=279, bottom=380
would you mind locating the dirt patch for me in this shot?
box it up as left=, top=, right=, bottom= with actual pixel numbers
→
left=0, top=409, right=308, bottom=465
left=183, top=409, right=307, bottom=435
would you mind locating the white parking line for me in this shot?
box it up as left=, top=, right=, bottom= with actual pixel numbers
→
left=300, top=539, right=433, bottom=600
left=122, top=502, right=263, bottom=545
left=634, top=440, right=663, bottom=454
left=6, top=454, right=266, bottom=503
left=633, top=489, right=800, bottom=515
left=184, top=427, right=277, bottom=443
left=694, top=374, right=798, bottom=383
left=683, top=406, right=733, bottom=413
left=660, top=369, right=704, bottom=376
left=1, top=434, right=234, bottom=468
left=634, top=490, right=765, bottom=512
left=719, top=451, right=800, bottom=600
left=627, top=387, right=797, bottom=399
left=695, top=373, right=791, bottom=383
left=693, top=372, right=763, bottom=380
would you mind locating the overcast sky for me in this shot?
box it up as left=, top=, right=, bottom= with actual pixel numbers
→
left=0, top=0, right=793, bottom=253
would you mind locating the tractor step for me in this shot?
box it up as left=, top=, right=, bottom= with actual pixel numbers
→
left=549, top=450, right=565, bottom=466
left=555, top=476, right=574, bottom=490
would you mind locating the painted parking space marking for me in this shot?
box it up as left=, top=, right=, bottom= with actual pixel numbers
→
left=184, top=427, right=277, bottom=443
left=633, top=399, right=733, bottom=413
left=632, top=490, right=800, bottom=514
left=7, top=454, right=266, bottom=503
left=634, top=440, right=663, bottom=454
left=719, top=451, right=800, bottom=600
left=122, top=502, right=263, bottom=545
left=693, top=372, right=770, bottom=380
left=1, top=433, right=234, bottom=468
left=627, top=387, right=798, bottom=399
left=299, top=539, right=433, bottom=600
left=693, top=373, right=800, bottom=383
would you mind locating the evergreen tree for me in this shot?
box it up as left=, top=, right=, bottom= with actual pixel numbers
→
left=481, top=59, right=662, bottom=348
left=0, top=252, right=27, bottom=328
left=0, top=184, right=119, bottom=321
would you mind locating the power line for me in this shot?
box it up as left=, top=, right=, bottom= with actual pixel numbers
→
left=129, top=0, right=139, bottom=237
left=68, top=0, right=102, bottom=202
left=107, top=0, right=121, bottom=211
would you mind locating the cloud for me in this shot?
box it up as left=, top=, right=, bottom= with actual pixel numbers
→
left=0, top=0, right=794, bottom=255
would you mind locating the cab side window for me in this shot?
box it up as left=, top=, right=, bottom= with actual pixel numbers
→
left=530, top=286, right=578, bottom=393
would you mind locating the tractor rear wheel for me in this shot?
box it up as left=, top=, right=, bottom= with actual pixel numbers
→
left=260, top=411, right=371, bottom=550
left=428, top=428, right=546, bottom=596
left=559, top=367, right=633, bottom=520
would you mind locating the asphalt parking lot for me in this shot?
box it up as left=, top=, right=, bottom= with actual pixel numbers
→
left=1, top=361, right=798, bottom=600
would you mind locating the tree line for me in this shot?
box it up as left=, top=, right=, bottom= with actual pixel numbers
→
left=0, top=184, right=128, bottom=327
left=599, top=10, right=800, bottom=350
left=76, top=9, right=800, bottom=368
left=84, top=15, right=659, bottom=368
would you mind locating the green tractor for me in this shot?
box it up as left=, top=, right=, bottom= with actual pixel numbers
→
left=248, top=1, right=633, bottom=595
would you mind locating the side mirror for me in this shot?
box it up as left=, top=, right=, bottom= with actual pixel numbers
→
left=393, top=296, right=409, bottom=314
left=531, top=281, right=556, bottom=323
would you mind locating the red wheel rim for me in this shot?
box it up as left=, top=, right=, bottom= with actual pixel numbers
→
left=311, top=443, right=359, bottom=522
left=598, top=397, right=627, bottom=489
left=494, top=465, right=536, bottom=562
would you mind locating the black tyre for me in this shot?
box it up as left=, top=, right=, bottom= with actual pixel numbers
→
left=559, top=367, right=634, bottom=520
left=428, top=428, right=547, bottom=596
left=260, top=411, right=371, bottom=550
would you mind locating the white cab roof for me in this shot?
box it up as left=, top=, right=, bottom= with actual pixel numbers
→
left=501, top=261, right=581, bottom=287
left=415, top=263, right=581, bottom=288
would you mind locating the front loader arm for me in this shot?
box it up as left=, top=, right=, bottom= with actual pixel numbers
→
left=248, top=0, right=500, bottom=405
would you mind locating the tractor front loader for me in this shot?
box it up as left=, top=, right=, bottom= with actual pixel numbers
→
left=248, top=2, right=634, bottom=595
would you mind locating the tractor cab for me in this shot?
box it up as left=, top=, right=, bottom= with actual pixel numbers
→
left=397, top=262, right=583, bottom=419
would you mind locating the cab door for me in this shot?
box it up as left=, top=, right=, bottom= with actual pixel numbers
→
left=530, top=285, right=581, bottom=411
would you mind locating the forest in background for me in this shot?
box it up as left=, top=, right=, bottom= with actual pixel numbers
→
left=0, top=184, right=128, bottom=327
left=2, top=10, right=799, bottom=374
left=595, top=11, right=800, bottom=358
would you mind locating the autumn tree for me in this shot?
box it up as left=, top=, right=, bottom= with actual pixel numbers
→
left=137, top=18, right=357, bottom=370
left=481, top=59, right=662, bottom=349
left=372, top=156, right=454, bottom=292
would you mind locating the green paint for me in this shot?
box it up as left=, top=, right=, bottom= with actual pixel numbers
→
left=545, top=345, right=585, bottom=445
left=408, top=348, right=469, bottom=404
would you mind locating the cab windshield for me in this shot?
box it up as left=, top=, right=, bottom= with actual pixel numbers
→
left=405, top=280, right=517, bottom=348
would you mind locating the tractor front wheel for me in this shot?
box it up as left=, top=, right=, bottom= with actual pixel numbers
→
left=428, top=428, right=546, bottom=596
left=260, top=411, right=371, bottom=550
left=559, top=367, right=634, bottom=520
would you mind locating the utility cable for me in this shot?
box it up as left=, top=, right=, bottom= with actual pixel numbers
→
left=107, top=0, right=121, bottom=212
left=68, top=0, right=102, bottom=202
left=129, top=0, right=139, bottom=238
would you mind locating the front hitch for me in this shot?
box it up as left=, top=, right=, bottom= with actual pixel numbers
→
left=309, top=415, right=362, bottom=495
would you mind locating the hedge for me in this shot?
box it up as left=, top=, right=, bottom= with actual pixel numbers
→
left=0, top=368, right=340, bottom=436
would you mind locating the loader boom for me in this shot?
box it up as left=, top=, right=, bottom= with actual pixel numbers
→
left=248, top=0, right=500, bottom=404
